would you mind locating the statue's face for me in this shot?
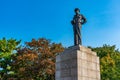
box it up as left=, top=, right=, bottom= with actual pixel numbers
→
left=75, top=10, right=80, bottom=15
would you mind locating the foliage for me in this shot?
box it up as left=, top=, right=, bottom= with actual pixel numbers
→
left=2, top=37, right=120, bottom=80
left=11, top=38, right=64, bottom=80
left=90, top=45, right=120, bottom=80
left=0, top=38, right=20, bottom=79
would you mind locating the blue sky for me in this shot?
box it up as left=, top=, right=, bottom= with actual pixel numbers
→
left=0, top=0, right=120, bottom=49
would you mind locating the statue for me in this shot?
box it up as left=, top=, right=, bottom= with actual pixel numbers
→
left=71, top=8, right=87, bottom=45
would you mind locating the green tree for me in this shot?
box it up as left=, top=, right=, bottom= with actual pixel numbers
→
left=90, top=45, right=120, bottom=80
left=0, top=38, right=20, bottom=79
left=12, top=38, right=64, bottom=80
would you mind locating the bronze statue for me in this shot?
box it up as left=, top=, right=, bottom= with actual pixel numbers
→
left=71, top=8, right=87, bottom=45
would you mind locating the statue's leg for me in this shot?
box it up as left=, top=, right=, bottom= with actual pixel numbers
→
left=79, top=29, right=82, bottom=45
left=74, top=31, right=78, bottom=45
left=73, top=26, right=77, bottom=45
left=77, top=26, right=81, bottom=45
left=76, top=32, right=79, bottom=45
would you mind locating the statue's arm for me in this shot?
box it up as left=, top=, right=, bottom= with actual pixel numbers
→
left=81, top=14, right=87, bottom=24
left=71, top=16, right=76, bottom=25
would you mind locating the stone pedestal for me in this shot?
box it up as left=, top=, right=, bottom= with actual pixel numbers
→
left=55, top=45, right=100, bottom=80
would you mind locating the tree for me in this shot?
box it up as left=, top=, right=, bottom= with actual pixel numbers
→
left=12, top=38, right=64, bottom=80
left=90, top=45, right=120, bottom=80
left=0, top=38, right=20, bottom=79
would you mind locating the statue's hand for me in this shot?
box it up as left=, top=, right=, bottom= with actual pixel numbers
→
left=81, top=15, right=87, bottom=25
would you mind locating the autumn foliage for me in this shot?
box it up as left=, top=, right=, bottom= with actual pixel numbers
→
left=11, top=38, right=64, bottom=80
left=90, top=45, right=120, bottom=80
left=1, top=38, right=120, bottom=80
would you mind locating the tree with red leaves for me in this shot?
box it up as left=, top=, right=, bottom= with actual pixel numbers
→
left=11, top=38, right=64, bottom=80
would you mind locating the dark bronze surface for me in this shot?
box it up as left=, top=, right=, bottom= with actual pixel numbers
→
left=71, top=8, right=87, bottom=45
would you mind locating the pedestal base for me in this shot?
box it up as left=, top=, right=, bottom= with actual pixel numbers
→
left=55, top=45, right=100, bottom=80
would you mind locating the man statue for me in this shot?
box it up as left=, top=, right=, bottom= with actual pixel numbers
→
left=71, top=8, right=87, bottom=45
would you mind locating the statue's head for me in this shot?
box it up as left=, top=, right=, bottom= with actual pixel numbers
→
left=74, top=8, right=80, bottom=15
